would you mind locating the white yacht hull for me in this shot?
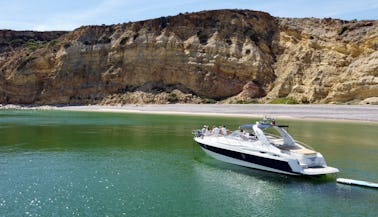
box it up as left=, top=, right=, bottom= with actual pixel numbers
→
left=196, top=139, right=339, bottom=176
left=200, top=147, right=298, bottom=175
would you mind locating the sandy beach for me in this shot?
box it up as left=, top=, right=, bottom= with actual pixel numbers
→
left=1, top=104, right=378, bottom=122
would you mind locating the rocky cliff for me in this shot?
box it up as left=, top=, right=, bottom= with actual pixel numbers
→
left=0, top=9, right=377, bottom=105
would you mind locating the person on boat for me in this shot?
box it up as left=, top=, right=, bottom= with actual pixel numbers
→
left=238, top=129, right=249, bottom=140
left=220, top=125, right=228, bottom=135
left=201, top=125, right=211, bottom=137
left=206, top=126, right=211, bottom=135
left=201, top=125, right=207, bottom=135
left=212, top=125, right=220, bottom=136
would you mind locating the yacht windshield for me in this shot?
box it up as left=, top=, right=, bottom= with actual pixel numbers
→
left=261, top=125, right=301, bottom=150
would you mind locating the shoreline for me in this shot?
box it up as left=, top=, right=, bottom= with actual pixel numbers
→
left=1, top=104, right=378, bottom=123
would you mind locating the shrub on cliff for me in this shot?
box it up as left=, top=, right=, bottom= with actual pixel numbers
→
left=25, top=39, right=44, bottom=51
left=269, top=97, right=299, bottom=104
left=168, top=93, right=178, bottom=103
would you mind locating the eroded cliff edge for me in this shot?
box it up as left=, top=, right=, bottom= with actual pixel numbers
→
left=0, top=9, right=377, bottom=105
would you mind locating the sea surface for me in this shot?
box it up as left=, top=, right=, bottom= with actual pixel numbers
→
left=0, top=110, right=377, bottom=216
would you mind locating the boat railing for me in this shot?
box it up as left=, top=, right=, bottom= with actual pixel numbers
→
left=294, top=139, right=315, bottom=150
left=192, top=129, right=235, bottom=139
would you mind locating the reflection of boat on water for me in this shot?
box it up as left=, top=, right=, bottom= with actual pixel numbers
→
left=193, top=118, right=339, bottom=176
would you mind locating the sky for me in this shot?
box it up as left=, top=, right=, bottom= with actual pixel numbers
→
left=1, top=0, right=377, bottom=31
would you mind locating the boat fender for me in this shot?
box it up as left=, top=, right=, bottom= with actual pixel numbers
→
left=336, top=178, right=378, bottom=188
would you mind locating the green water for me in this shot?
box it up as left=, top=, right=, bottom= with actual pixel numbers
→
left=0, top=110, right=377, bottom=216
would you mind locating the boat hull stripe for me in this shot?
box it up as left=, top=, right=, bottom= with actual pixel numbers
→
left=198, top=142, right=295, bottom=174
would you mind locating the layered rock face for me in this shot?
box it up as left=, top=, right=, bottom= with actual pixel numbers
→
left=0, top=9, right=377, bottom=105
left=270, top=18, right=378, bottom=104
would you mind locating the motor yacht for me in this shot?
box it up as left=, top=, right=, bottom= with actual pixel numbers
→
left=193, top=118, right=339, bottom=175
